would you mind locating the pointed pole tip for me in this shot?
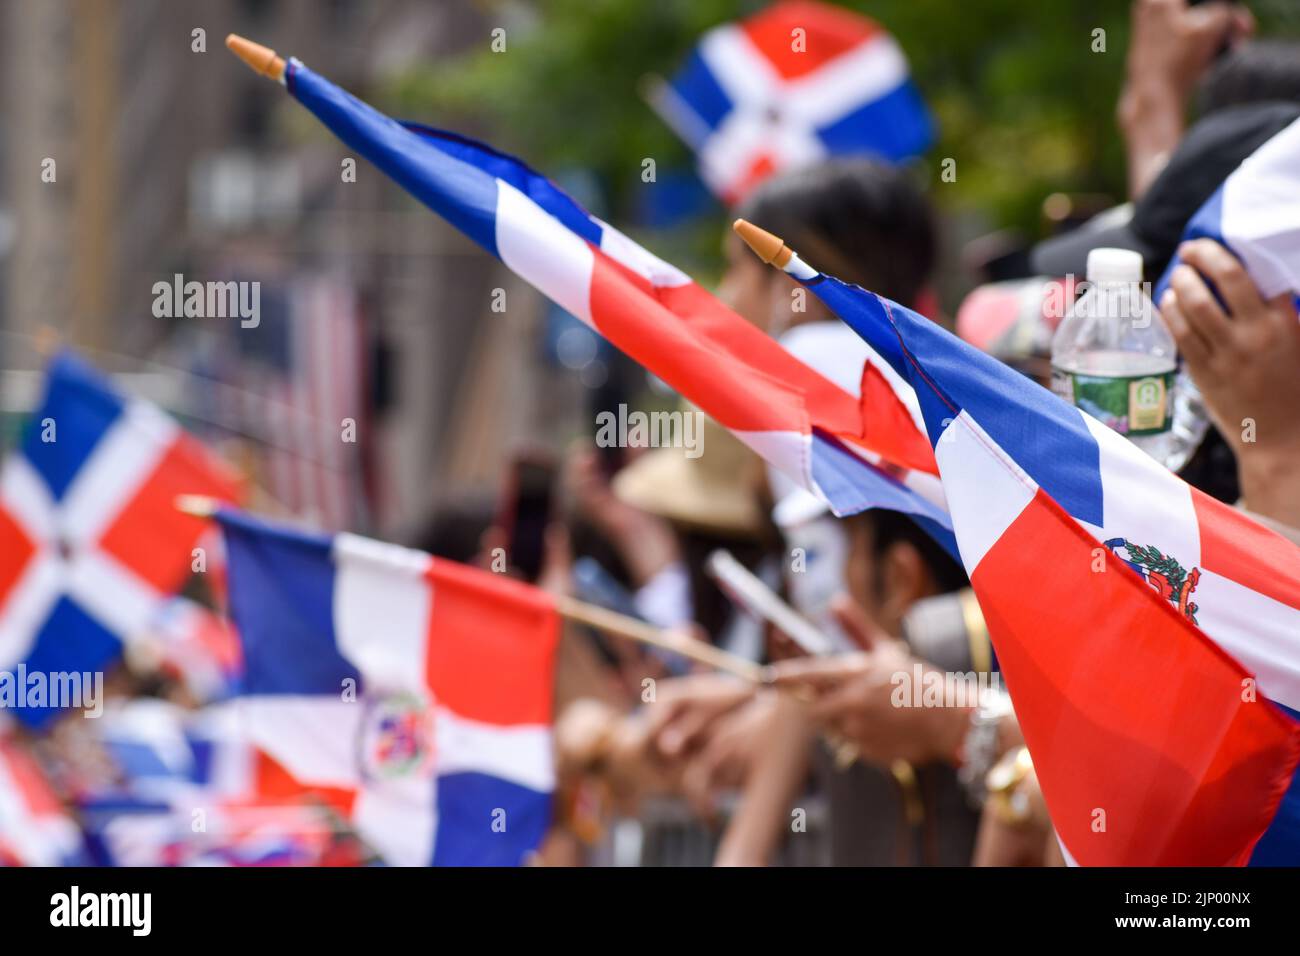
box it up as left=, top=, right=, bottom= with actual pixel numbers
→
left=175, top=494, right=220, bottom=518
left=225, top=33, right=286, bottom=81
left=733, top=219, right=792, bottom=268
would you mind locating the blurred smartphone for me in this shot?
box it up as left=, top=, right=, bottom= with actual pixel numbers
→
left=498, top=452, right=556, bottom=582
left=705, top=549, right=836, bottom=657
left=572, top=557, right=692, bottom=674
left=572, top=556, right=642, bottom=620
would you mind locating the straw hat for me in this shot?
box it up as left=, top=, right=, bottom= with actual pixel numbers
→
left=612, top=411, right=764, bottom=537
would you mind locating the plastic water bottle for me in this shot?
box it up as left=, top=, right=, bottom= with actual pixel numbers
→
left=1165, top=367, right=1211, bottom=473
left=1050, top=248, right=1180, bottom=464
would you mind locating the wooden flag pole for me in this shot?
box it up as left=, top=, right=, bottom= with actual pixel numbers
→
left=173, top=496, right=767, bottom=684
left=555, top=595, right=766, bottom=683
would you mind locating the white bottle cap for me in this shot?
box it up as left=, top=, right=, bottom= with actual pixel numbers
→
left=1086, top=247, right=1143, bottom=283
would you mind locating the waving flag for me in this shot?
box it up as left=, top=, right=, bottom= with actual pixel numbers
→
left=0, top=353, right=240, bottom=728
left=224, top=35, right=952, bottom=552
left=1158, top=115, right=1300, bottom=301
left=145, top=596, right=242, bottom=703
left=214, top=508, right=558, bottom=866
left=0, top=737, right=84, bottom=866
left=651, top=0, right=933, bottom=203
left=735, top=220, right=1300, bottom=865
left=79, top=701, right=359, bottom=867
left=87, top=800, right=354, bottom=868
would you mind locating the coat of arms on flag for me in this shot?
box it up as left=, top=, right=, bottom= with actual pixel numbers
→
left=214, top=508, right=559, bottom=866
left=732, top=217, right=1300, bottom=866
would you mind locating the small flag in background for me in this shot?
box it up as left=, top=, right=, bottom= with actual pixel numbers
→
left=76, top=700, right=357, bottom=867
left=1157, top=114, right=1300, bottom=303
left=0, top=736, right=85, bottom=866
left=215, top=508, right=559, bottom=867
left=651, top=0, right=933, bottom=203
left=252, top=45, right=953, bottom=553
left=0, top=353, right=240, bottom=728
left=144, top=596, right=242, bottom=704
left=735, top=221, right=1300, bottom=865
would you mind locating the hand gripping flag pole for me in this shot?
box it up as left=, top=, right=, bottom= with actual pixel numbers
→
left=731, top=219, right=1300, bottom=866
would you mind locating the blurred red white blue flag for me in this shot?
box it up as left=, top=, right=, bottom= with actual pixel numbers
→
left=1158, top=115, right=1300, bottom=303
left=651, top=0, right=933, bottom=203
left=76, top=700, right=359, bottom=867
left=275, top=52, right=955, bottom=555
left=0, top=735, right=85, bottom=866
left=0, top=353, right=239, bottom=728
left=216, top=508, right=558, bottom=866
left=770, top=242, right=1300, bottom=865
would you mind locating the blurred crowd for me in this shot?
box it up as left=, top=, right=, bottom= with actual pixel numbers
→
left=5, top=0, right=1300, bottom=867
left=454, top=0, right=1298, bottom=866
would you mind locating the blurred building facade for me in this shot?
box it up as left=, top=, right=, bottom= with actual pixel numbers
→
left=0, top=0, right=585, bottom=535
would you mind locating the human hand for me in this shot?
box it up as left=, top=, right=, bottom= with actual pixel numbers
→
left=678, top=690, right=785, bottom=817
left=972, top=749, right=1055, bottom=866
left=1161, top=239, right=1300, bottom=526
left=641, top=670, right=756, bottom=761
left=768, top=599, right=972, bottom=768
left=1119, top=0, right=1254, bottom=195
left=535, top=524, right=573, bottom=597
left=1126, top=0, right=1252, bottom=99
left=566, top=444, right=679, bottom=586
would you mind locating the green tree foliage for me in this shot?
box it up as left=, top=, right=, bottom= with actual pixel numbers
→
left=387, top=0, right=1295, bottom=265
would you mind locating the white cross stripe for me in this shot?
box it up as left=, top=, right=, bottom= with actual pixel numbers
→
left=1, top=457, right=56, bottom=546
left=65, top=546, right=167, bottom=643
left=693, top=25, right=910, bottom=197
left=0, top=554, right=62, bottom=667
left=0, top=400, right=184, bottom=667
left=781, top=33, right=908, bottom=128
left=58, top=400, right=177, bottom=546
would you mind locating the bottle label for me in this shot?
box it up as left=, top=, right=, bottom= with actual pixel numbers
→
left=1050, top=367, right=1174, bottom=436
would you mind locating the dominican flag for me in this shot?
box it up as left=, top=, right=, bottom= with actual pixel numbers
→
left=146, top=596, right=242, bottom=704
left=89, top=700, right=255, bottom=804
left=75, top=701, right=367, bottom=866
left=0, top=736, right=85, bottom=866
left=87, top=800, right=351, bottom=868
left=0, top=353, right=240, bottom=728
left=215, top=508, right=559, bottom=866
left=653, top=0, right=933, bottom=203
left=1157, top=114, right=1300, bottom=303
left=80, top=702, right=358, bottom=867
left=274, top=53, right=953, bottom=553
left=762, top=239, right=1300, bottom=865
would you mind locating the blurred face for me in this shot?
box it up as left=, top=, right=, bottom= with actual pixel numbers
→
left=720, top=232, right=830, bottom=335
left=843, top=514, right=938, bottom=637
left=844, top=514, right=887, bottom=629
left=719, top=232, right=776, bottom=330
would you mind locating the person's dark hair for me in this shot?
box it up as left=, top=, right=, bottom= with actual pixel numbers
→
left=1198, top=41, right=1300, bottom=115
left=736, top=158, right=937, bottom=307
left=869, top=510, right=968, bottom=596
left=406, top=493, right=497, bottom=564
